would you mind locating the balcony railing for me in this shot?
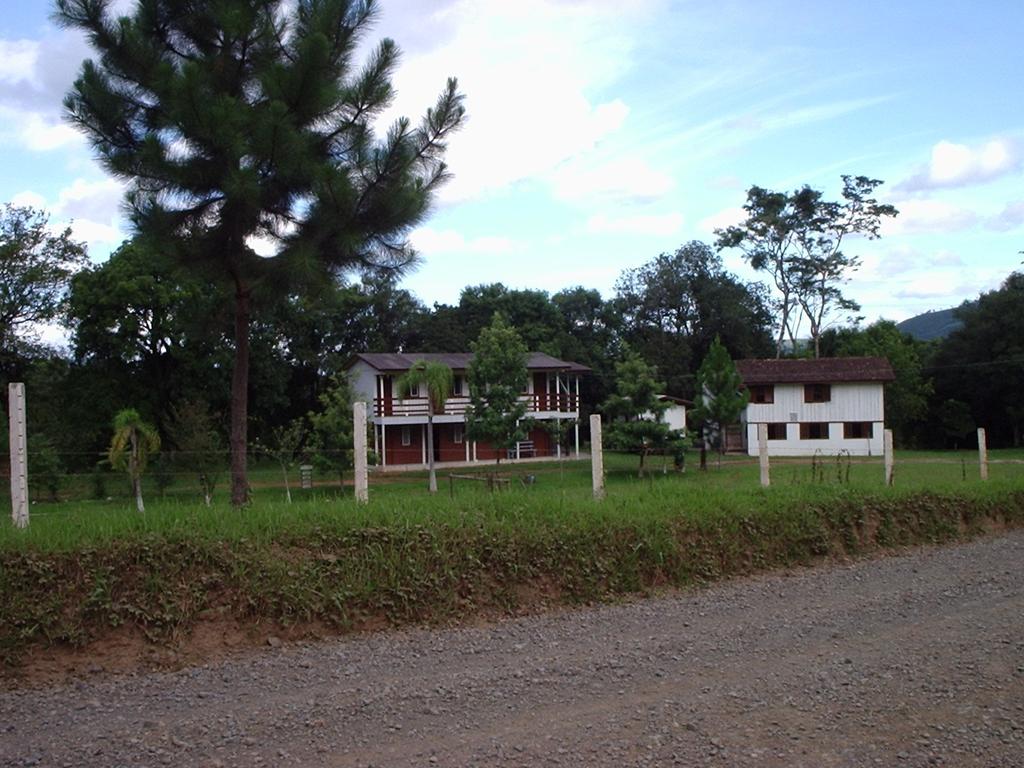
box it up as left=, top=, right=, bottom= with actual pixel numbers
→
left=374, top=393, right=579, bottom=418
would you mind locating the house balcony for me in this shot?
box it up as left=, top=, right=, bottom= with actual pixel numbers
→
left=373, top=393, right=579, bottom=419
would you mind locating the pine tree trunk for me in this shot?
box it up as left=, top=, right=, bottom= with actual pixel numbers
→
left=230, top=286, right=251, bottom=506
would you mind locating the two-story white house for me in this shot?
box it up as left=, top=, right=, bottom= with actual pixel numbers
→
left=346, top=352, right=588, bottom=468
left=736, top=357, right=895, bottom=457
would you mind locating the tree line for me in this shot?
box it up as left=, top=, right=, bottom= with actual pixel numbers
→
left=3, top=198, right=1022, bottom=485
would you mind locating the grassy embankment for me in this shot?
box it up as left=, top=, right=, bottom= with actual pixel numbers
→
left=1, top=450, right=1023, bottom=666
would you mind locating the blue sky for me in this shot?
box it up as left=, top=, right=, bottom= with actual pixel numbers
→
left=2, top=0, right=1022, bottom=328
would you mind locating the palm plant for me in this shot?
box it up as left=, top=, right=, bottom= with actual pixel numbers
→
left=109, top=408, right=161, bottom=513
left=396, top=361, right=453, bottom=493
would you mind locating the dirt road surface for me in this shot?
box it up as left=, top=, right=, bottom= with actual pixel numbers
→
left=3, top=531, right=1023, bottom=767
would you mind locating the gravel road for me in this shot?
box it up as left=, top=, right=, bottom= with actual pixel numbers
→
left=3, top=531, right=1023, bottom=768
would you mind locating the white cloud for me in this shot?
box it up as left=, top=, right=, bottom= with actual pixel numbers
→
left=0, top=28, right=94, bottom=153
left=549, top=155, right=675, bottom=204
left=585, top=212, right=683, bottom=237
left=897, top=137, right=1022, bottom=191
left=697, top=206, right=746, bottom=234
left=10, top=178, right=127, bottom=255
left=410, top=227, right=515, bottom=255
left=988, top=201, right=1024, bottom=231
left=861, top=246, right=964, bottom=281
left=9, top=190, right=47, bottom=210
left=891, top=268, right=998, bottom=302
left=66, top=218, right=122, bottom=246
left=52, top=177, right=125, bottom=222
left=881, top=199, right=978, bottom=235
left=375, top=0, right=655, bottom=204
left=0, top=40, right=39, bottom=85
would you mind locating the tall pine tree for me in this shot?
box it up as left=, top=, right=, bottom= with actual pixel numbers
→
left=691, top=337, right=748, bottom=454
left=58, top=0, right=465, bottom=504
left=465, top=314, right=531, bottom=465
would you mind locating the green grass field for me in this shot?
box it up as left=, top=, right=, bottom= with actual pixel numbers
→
left=2, top=449, right=1022, bottom=665
left=3, top=449, right=1022, bottom=551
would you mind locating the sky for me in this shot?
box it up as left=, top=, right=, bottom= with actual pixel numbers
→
left=1, top=0, right=1022, bottom=331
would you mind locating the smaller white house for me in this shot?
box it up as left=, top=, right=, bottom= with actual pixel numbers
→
left=736, top=357, right=895, bottom=457
left=659, top=395, right=689, bottom=433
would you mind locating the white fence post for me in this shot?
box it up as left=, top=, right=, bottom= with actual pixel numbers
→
left=353, top=401, right=369, bottom=503
left=590, top=414, right=605, bottom=501
left=8, top=383, right=29, bottom=528
left=757, top=423, right=770, bottom=488
left=883, top=429, right=895, bottom=487
left=977, top=427, right=988, bottom=481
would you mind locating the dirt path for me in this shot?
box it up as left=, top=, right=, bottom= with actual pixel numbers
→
left=3, top=531, right=1023, bottom=767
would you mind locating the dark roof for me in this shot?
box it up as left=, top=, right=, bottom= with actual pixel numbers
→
left=658, top=394, right=693, bottom=406
left=350, top=352, right=590, bottom=373
left=736, top=357, right=896, bottom=385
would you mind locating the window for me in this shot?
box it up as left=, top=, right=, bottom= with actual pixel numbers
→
left=804, top=384, right=831, bottom=403
left=748, top=385, right=774, bottom=404
left=844, top=421, right=873, bottom=439
left=453, top=424, right=464, bottom=444
left=452, top=376, right=463, bottom=396
left=401, top=426, right=412, bottom=446
left=799, top=422, right=830, bottom=440
left=407, top=382, right=420, bottom=398
left=766, top=423, right=788, bottom=440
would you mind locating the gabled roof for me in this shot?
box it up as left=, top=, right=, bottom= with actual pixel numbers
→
left=736, top=357, right=896, bottom=385
left=350, top=352, right=590, bottom=373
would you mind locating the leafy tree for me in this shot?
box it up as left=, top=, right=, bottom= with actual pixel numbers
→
left=465, top=314, right=531, bottom=466
left=308, top=375, right=354, bottom=491
left=690, top=337, right=749, bottom=454
left=67, top=240, right=228, bottom=432
left=59, top=0, right=465, bottom=505
left=419, top=284, right=565, bottom=354
left=938, top=399, right=975, bottom=449
left=602, top=349, right=680, bottom=476
left=820, top=320, right=932, bottom=446
left=930, top=272, right=1024, bottom=447
left=167, top=399, right=224, bottom=506
left=396, top=360, right=453, bottom=493
left=716, top=176, right=897, bottom=357
left=550, top=286, right=620, bottom=416
left=108, top=408, right=161, bottom=512
left=266, top=273, right=428, bottom=426
left=613, top=241, right=773, bottom=396
left=0, top=204, right=87, bottom=352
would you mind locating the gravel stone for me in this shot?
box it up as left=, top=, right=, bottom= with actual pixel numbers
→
left=2, top=531, right=1023, bottom=767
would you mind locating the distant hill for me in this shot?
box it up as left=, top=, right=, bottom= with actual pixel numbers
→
left=896, top=306, right=967, bottom=341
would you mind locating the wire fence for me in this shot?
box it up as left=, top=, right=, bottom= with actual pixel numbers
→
left=1, top=444, right=1022, bottom=508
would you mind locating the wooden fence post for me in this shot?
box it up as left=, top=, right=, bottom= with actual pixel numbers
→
left=590, top=414, right=605, bottom=501
left=977, top=427, right=988, bottom=481
left=883, top=429, right=895, bottom=487
left=757, top=423, right=770, bottom=488
left=8, top=383, right=29, bottom=528
left=353, top=401, right=369, bottom=503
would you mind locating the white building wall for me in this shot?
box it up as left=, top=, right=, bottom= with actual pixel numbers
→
left=665, top=405, right=686, bottom=432
left=348, top=361, right=379, bottom=407
left=744, top=382, right=885, bottom=457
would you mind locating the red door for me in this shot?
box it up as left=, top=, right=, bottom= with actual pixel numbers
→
left=383, top=376, right=393, bottom=416
left=533, top=373, right=547, bottom=411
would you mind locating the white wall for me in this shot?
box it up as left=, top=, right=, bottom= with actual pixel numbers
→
left=348, top=361, right=379, bottom=413
left=665, top=404, right=686, bottom=432
left=744, top=382, right=886, bottom=456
